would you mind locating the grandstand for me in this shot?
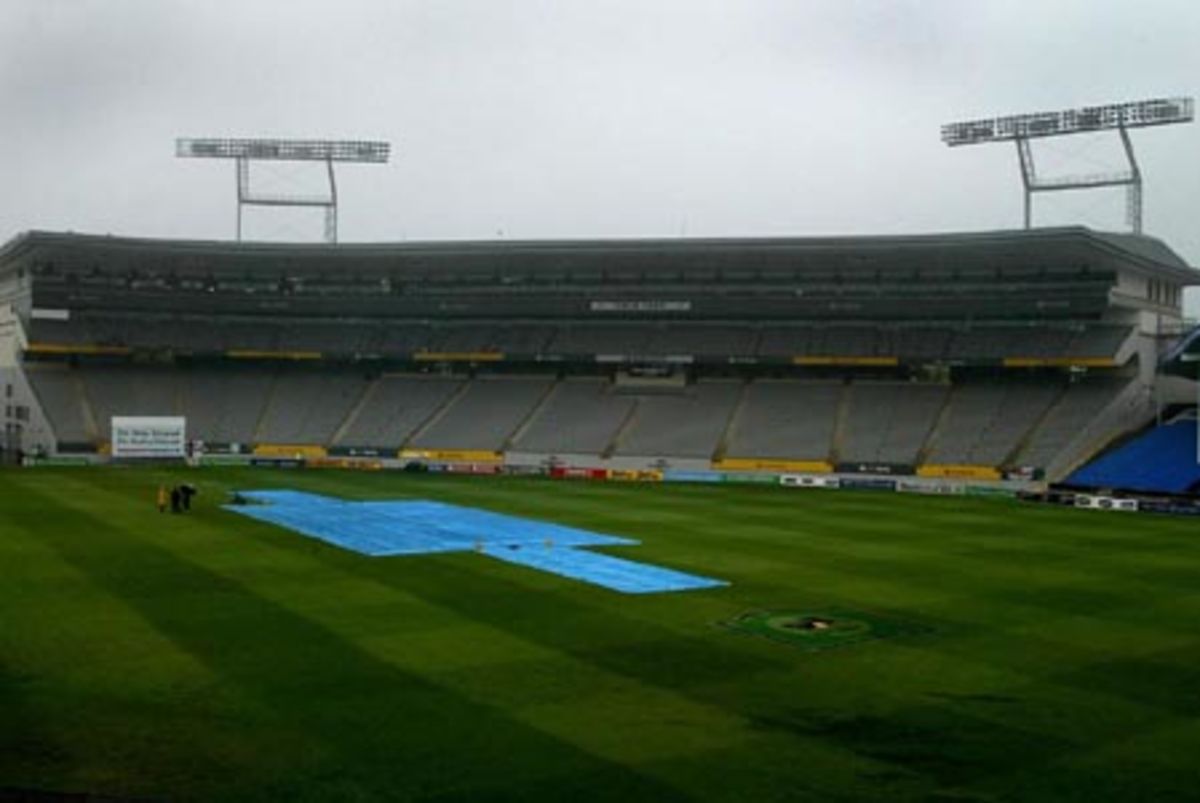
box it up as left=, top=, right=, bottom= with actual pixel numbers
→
left=1062, top=335, right=1200, bottom=496
left=923, top=378, right=1062, bottom=467
left=1066, top=413, right=1200, bottom=494
left=335, top=374, right=463, bottom=452
left=0, top=226, right=1195, bottom=481
left=512, top=377, right=635, bottom=455
left=840, top=381, right=948, bottom=467
left=724, top=380, right=841, bottom=462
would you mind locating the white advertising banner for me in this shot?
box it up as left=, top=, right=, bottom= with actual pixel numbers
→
left=111, top=416, right=187, bottom=459
left=589, top=300, right=692, bottom=312
left=779, top=474, right=840, bottom=489
left=1073, top=494, right=1139, bottom=512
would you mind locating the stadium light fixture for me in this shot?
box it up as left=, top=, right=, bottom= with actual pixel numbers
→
left=176, top=137, right=392, bottom=243
left=941, top=98, right=1194, bottom=234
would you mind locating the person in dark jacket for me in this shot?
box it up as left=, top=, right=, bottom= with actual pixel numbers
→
left=180, top=483, right=197, bottom=511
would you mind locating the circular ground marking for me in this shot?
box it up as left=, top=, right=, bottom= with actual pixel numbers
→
left=722, top=608, right=926, bottom=651
left=766, top=613, right=871, bottom=638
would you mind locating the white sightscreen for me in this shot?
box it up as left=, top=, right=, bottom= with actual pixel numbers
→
left=111, top=417, right=186, bottom=459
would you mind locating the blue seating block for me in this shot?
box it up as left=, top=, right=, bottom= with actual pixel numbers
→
left=1068, top=420, right=1200, bottom=494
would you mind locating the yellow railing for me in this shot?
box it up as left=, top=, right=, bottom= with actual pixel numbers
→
left=412, top=351, right=505, bottom=362
left=1002, top=357, right=1117, bottom=368
left=792, top=356, right=899, bottom=367
left=226, top=350, right=323, bottom=360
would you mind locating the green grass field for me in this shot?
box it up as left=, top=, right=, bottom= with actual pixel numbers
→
left=3, top=467, right=1200, bottom=802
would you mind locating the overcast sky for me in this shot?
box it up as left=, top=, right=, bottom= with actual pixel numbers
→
left=1, top=0, right=1198, bottom=266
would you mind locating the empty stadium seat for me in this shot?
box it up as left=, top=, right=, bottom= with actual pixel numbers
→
left=725, top=380, right=839, bottom=460
left=411, top=376, right=554, bottom=451
left=514, top=377, right=634, bottom=455
left=336, top=375, right=463, bottom=448
left=615, top=381, right=741, bottom=458
left=1067, top=417, right=1200, bottom=494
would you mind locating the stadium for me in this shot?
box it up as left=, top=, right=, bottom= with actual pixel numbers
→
left=7, top=0, right=1200, bottom=782
left=2, top=225, right=1195, bottom=482
left=5, top=212, right=1200, bottom=801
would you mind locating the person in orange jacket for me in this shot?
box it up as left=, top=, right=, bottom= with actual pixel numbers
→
left=157, top=484, right=168, bottom=514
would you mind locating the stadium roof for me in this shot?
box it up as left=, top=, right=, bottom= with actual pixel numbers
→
left=1, top=226, right=1197, bottom=284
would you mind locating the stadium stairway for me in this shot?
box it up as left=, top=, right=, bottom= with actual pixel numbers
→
left=1066, top=415, right=1200, bottom=494
left=330, top=377, right=380, bottom=447
left=502, top=378, right=562, bottom=451
left=76, top=370, right=101, bottom=445
left=1004, top=381, right=1067, bottom=468
left=1000, top=381, right=1067, bottom=468
left=914, top=383, right=959, bottom=465
left=402, top=377, right=472, bottom=448
left=828, top=379, right=851, bottom=464
left=249, top=369, right=281, bottom=444
left=603, top=397, right=642, bottom=459
left=711, top=379, right=751, bottom=462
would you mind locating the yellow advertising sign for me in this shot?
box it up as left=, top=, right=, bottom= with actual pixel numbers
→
left=714, top=458, right=833, bottom=473
left=398, top=449, right=504, bottom=463
left=916, top=464, right=1002, bottom=480
left=253, top=444, right=329, bottom=458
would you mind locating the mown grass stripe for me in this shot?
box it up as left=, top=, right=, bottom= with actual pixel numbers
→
left=8, top=478, right=695, bottom=802
left=6, top=466, right=1200, bottom=801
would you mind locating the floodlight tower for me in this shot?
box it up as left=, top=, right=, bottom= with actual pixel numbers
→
left=942, top=97, right=1193, bottom=234
left=176, top=138, right=391, bottom=243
